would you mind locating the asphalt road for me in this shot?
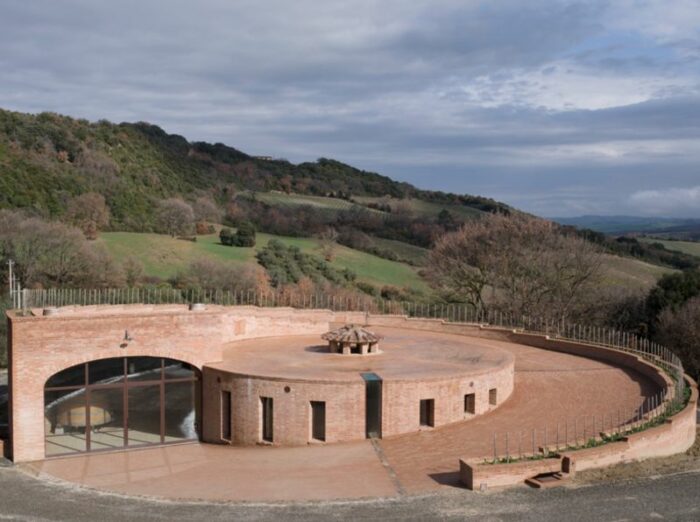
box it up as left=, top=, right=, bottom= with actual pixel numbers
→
left=0, top=464, right=699, bottom=521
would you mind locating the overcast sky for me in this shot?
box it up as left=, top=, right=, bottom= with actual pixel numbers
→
left=2, top=0, right=699, bottom=217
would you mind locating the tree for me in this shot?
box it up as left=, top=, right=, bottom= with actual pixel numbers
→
left=317, top=227, right=339, bottom=261
left=646, top=270, right=700, bottom=321
left=171, top=258, right=270, bottom=294
left=219, top=227, right=235, bottom=246
left=234, top=221, right=256, bottom=247
left=193, top=196, right=223, bottom=224
left=437, top=209, right=458, bottom=231
left=428, top=213, right=602, bottom=322
left=155, top=198, right=194, bottom=237
left=122, top=256, right=144, bottom=287
left=656, top=296, right=700, bottom=378
left=219, top=223, right=255, bottom=247
left=65, top=192, right=110, bottom=239
left=0, top=209, right=124, bottom=288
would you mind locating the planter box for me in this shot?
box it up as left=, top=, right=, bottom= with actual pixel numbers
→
left=460, top=456, right=563, bottom=490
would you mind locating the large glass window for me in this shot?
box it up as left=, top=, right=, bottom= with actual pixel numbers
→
left=89, top=387, right=125, bottom=451
left=164, top=381, right=196, bottom=442
left=128, top=384, right=162, bottom=446
left=44, top=356, right=200, bottom=457
left=44, top=388, right=87, bottom=456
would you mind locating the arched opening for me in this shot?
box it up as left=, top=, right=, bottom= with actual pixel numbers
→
left=44, top=357, right=201, bottom=457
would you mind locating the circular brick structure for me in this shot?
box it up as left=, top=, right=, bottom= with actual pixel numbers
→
left=205, top=326, right=515, bottom=445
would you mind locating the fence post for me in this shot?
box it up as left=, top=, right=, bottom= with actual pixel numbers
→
left=493, top=432, right=497, bottom=463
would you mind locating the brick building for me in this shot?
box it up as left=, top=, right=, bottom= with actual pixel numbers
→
left=6, top=305, right=514, bottom=462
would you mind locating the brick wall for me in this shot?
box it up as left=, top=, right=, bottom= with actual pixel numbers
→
left=203, top=369, right=366, bottom=445
left=7, top=305, right=337, bottom=462
left=8, top=306, right=681, bottom=463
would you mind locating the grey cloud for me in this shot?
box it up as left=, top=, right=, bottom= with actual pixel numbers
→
left=0, top=0, right=698, bottom=218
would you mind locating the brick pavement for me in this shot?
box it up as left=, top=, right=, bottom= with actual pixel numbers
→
left=28, top=339, right=656, bottom=501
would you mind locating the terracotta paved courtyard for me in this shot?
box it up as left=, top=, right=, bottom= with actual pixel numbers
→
left=28, top=337, right=656, bottom=502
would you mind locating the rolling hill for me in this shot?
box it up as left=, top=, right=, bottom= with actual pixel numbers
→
left=0, top=108, right=509, bottom=230
left=0, top=106, right=685, bottom=298
left=99, top=231, right=429, bottom=293
left=554, top=215, right=700, bottom=238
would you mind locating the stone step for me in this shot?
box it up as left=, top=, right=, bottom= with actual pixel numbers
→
left=525, top=471, right=570, bottom=489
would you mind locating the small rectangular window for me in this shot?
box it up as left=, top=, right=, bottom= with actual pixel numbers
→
left=261, top=397, right=273, bottom=442
left=464, top=393, right=475, bottom=414
left=489, top=388, right=497, bottom=406
left=419, top=399, right=434, bottom=427
left=311, top=401, right=326, bottom=441
left=221, top=390, right=232, bottom=441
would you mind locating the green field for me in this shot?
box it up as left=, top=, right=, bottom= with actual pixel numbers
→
left=354, top=196, right=484, bottom=220
left=242, top=191, right=484, bottom=221
left=100, top=231, right=429, bottom=292
left=640, top=238, right=700, bottom=258
left=599, top=254, right=676, bottom=290
left=242, top=191, right=383, bottom=213
left=369, top=236, right=429, bottom=265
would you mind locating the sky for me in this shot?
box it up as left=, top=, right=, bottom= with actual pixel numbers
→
left=1, top=0, right=699, bottom=218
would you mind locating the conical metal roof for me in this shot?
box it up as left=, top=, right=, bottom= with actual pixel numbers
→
left=321, top=324, right=381, bottom=344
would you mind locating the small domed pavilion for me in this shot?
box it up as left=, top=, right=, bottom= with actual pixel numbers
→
left=322, top=325, right=381, bottom=355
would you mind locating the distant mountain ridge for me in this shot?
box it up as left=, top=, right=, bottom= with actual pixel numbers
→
left=552, top=215, right=700, bottom=237
left=0, top=108, right=510, bottom=230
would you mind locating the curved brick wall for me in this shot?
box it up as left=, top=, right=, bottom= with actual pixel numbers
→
left=203, top=358, right=514, bottom=446
left=6, top=305, right=683, bottom=464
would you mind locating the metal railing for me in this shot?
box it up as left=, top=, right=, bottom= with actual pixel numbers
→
left=15, top=286, right=686, bottom=389
left=488, top=385, right=687, bottom=464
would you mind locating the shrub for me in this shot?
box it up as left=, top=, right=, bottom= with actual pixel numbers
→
left=219, top=222, right=256, bottom=247
left=256, top=239, right=355, bottom=287
left=219, top=227, right=235, bottom=246
left=196, top=221, right=216, bottom=235
left=235, top=221, right=256, bottom=247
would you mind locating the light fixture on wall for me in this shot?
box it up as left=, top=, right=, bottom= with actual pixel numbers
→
left=120, top=329, right=133, bottom=349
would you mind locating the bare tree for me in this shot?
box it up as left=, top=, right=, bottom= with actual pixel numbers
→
left=171, top=258, right=270, bottom=294
left=0, top=209, right=123, bottom=288
left=155, top=198, right=194, bottom=237
left=317, top=227, right=339, bottom=261
left=193, top=196, right=223, bottom=224
left=65, top=192, right=110, bottom=239
left=428, top=213, right=602, bottom=322
left=122, top=256, right=144, bottom=286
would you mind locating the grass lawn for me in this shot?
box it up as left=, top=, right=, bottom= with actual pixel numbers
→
left=99, top=231, right=428, bottom=292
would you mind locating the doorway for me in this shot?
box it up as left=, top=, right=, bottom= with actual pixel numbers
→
left=310, top=401, right=326, bottom=441
left=361, top=372, right=382, bottom=438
